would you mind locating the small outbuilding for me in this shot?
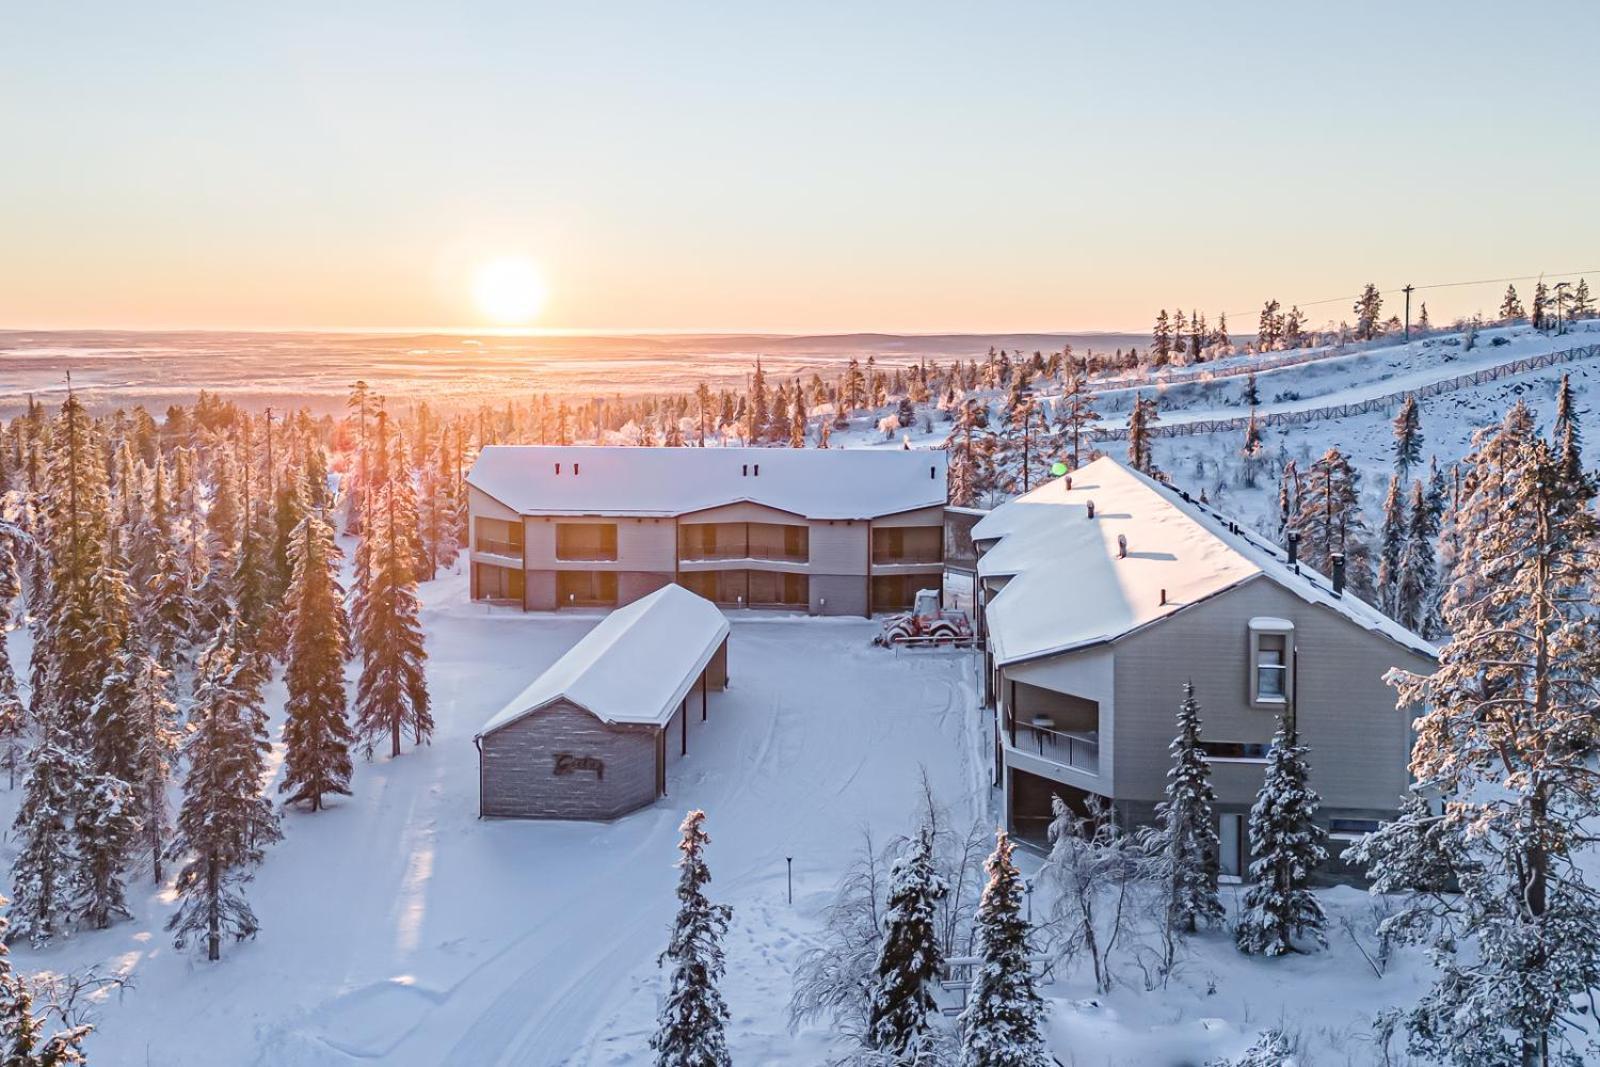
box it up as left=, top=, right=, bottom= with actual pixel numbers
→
left=474, top=585, right=730, bottom=820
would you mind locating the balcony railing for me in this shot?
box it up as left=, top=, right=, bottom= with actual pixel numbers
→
left=1009, top=714, right=1099, bottom=774
left=871, top=548, right=944, bottom=565
left=680, top=544, right=808, bottom=563
left=476, top=538, right=523, bottom=557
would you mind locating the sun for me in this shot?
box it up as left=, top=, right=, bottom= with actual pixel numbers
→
left=471, top=257, right=547, bottom=325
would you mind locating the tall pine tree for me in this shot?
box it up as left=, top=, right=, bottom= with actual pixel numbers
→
left=1234, top=710, right=1327, bottom=957
left=958, top=828, right=1047, bottom=1067
left=650, top=810, right=733, bottom=1067
left=867, top=827, right=948, bottom=1061
left=280, top=509, right=354, bottom=811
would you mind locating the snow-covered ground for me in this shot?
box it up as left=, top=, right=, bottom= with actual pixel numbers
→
left=3, top=572, right=985, bottom=1065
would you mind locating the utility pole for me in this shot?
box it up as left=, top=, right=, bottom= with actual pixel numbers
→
left=1402, top=283, right=1415, bottom=341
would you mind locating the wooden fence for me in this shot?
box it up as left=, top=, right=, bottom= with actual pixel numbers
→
left=1091, top=343, right=1600, bottom=442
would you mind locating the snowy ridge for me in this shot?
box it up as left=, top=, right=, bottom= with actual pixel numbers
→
left=468, top=445, right=947, bottom=519
left=973, top=456, right=1436, bottom=666
left=476, top=584, right=729, bottom=733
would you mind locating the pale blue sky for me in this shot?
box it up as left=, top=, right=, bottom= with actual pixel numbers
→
left=3, top=2, right=1596, bottom=331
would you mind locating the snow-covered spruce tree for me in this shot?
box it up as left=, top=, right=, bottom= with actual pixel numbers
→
left=115, top=652, right=180, bottom=883
left=353, top=412, right=432, bottom=758
left=1140, top=682, right=1223, bottom=953
left=866, top=827, right=949, bottom=1062
left=1364, top=429, right=1600, bottom=1066
left=33, top=392, right=121, bottom=741
left=280, top=509, right=354, bottom=811
left=1500, top=283, right=1527, bottom=323
left=1052, top=363, right=1099, bottom=471
left=68, top=771, right=136, bottom=931
left=1353, top=282, right=1383, bottom=341
left=1206, top=1029, right=1294, bottom=1067
left=0, top=535, right=27, bottom=788
left=167, top=622, right=282, bottom=961
left=6, top=732, right=81, bottom=948
left=1234, top=710, right=1327, bottom=957
left=1391, top=394, right=1423, bottom=482
left=945, top=399, right=994, bottom=509
left=1283, top=446, right=1373, bottom=598
left=650, top=810, right=733, bottom=1067
left=0, top=905, right=92, bottom=1065
left=1554, top=372, right=1588, bottom=503
left=1376, top=474, right=1406, bottom=617
left=1394, top=478, right=1439, bottom=637
left=1125, top=393, right=1159, bottom=475
left=128, top=456, right=196, bottom=667
left=958, top=829, right=1047, bottom=1067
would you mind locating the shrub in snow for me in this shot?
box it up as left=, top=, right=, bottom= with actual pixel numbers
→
left=651, top=810, right=732, bottom=1067
left=1233, top=710, right=1326, bottom=957
left=1045, top=796, right=1143, bottom=994
left=1206, top=1028, right=1296, bottom=1067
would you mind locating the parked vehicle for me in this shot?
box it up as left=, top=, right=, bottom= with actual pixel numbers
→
left=873, top=588, right=973, bottom=646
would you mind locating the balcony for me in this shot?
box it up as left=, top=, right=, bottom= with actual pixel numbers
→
left=679, top=522, right=808, bottom=565
left=871, top=527, right=942, bottom=566
left=1005, top=699, right=1100, bottom=776
left=475, top=538, right=523, bottom=558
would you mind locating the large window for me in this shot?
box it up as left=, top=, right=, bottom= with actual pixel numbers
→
left=474, top=517, right=523, bottom=558
left=873, top=526, right=942, bottom=564
left=556, top=523, right=618, bottom=561
left=556, top=570, right=617, bottom=606
left=1249, top=620, right=1294, bottom=706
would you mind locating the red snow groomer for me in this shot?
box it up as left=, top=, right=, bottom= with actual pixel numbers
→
left=873, top=588, right=974, bottom=647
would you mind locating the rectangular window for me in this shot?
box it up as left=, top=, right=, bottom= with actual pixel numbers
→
left=556, top=523, right=618, bottom=561
left=1329, top=818, right=1383, bottom=838
left=1199, top=740, right=1272, bottom=761
left=474, top=518, right=523, bottom=558
left=556, top=570, right=617, bottom=606
left=1249, top=621, right=1294, bottom=706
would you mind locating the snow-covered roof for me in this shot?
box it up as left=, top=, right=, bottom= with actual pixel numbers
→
left=972, top=456, right=1437, bottom=666
left=476, top=585, right=731, bottom=735
left=467, top=445, right=947, bottom=519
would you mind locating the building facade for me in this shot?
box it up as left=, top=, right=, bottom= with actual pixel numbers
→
left=467, top=446, right=949, bottom=615
left=972, top=457, right=1436, bottom=881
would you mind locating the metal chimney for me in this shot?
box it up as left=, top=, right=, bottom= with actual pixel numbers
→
left=1086, top=500, right=1095, bottom=519
left=1331, top=552, right=1346, bottom=597
left=1117, top=534, right=1128, bottom=559
left=1287, top=531, right=1300, bottom=567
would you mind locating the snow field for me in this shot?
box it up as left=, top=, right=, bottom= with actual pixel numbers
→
left=5, top=571, right=983, bottom=1066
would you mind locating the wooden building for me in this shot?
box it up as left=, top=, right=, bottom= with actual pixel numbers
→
left=474, top=585, right=730, bottom=820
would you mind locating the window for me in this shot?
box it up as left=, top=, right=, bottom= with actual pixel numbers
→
left=1199, top=740, right=1272, bottom=761
left=1329, top=818, right=1384, bottom=840
left=556, top=523, right=618, bottom=561
left=1249, top=619, right=1294, bottom=706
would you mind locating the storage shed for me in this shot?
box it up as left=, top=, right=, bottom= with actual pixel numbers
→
left=474, top=585, right=730, bottom=820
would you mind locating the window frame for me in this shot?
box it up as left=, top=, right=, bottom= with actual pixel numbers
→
left=555, top=522, right=619, bottom=562
left=1248, top=619, right=1294, bottom=708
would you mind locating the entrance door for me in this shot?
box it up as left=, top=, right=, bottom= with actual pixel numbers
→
left=1219, top=814, right=1245, bottom=878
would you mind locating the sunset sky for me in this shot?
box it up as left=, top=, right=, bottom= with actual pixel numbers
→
left=4, top=2, right=1597, bottom=334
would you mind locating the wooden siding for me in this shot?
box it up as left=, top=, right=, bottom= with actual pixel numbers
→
left=479, top=700, right=659, bottom=820
left=1107, top=575, right=1432, bottom=811
left=807, top=520, right=869, bottom=577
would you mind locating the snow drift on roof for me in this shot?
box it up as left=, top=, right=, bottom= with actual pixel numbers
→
left=971, top=456, right=1436, bottom=665
left=477, top=585, right=731, bottom=735
left=467, top=445, right=947, bottom=519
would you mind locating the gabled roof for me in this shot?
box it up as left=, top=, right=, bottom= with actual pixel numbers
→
left=476, top=585, right=730, bottom=736
left=467, top=445, right=947, bottom=519
left=972, top=456, right=1437, bottom=666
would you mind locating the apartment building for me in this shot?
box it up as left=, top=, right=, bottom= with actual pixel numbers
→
left=971, top=456, right=1436, bottom=880
left=466, top=446, right=948, bottom=615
